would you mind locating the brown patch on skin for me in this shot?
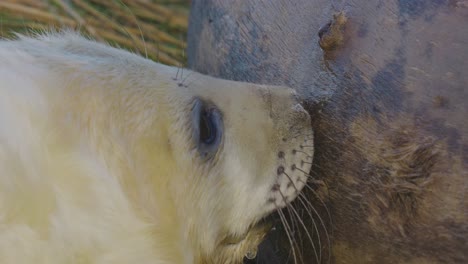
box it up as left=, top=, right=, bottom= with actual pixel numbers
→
left=318, top=12, right=348, bottom=51
left=432, top=95, right=448, bottom=108
left=333, top=242, right=441, bottom=264
left=349, top=116, right=440, bottom=237
left=338, top=113, right=467, bottom=262
left=451, top=0, right=468, bottom=8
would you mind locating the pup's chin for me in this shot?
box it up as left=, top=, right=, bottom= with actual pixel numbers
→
left=215, top=214, right=275, bottom=263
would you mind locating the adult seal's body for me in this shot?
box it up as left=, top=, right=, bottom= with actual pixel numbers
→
left=0, top=32, right=314, bottom=264
left=188, top=0, right=468, bottom=263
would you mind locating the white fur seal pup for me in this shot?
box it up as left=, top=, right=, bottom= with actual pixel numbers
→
left=0, top=32, right=313, bottom=264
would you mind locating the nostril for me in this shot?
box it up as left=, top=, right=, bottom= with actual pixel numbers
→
left=278, top=151, right=285, bottom=159
left=291, top=164, right=296, bottom=171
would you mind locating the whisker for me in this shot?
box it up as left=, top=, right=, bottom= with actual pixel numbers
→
left=184, top=73, right=204, bottom=88
left=280, top=166, right=305, bottom=261
left=301, top=183, right=333, bottom=226
left=279, top=189, right=303, bottom=264
left=116, top=0, right=148, bottom=59
left=292, top=203, right=309, bottom=260
left=282, top=170, right=299, bottom=193
left=304, top=170, right=331, bottom=193
left=290, top=132, right=314, bottom=140
left=284, top=132, right=314, bottom=141
left=291, top=198, right=321, bottom=264
left=174, top=65, right=181, bottom=80
left=285, top=204, right=301, bottom=251
left=293, top=149, right=313, bottom=158
left=180, top=66, right=184, bottom=83
left=278, top=208, right=299, bottom=264
left=280, top=155, right=325, bottom=263
left=293, top=205, right=306, bottom=258
left=298, top=191, right=331, bottom=264
left=180, top=70, right=195, bottom=86
left=296, top=193, right=322, bottom=257
left=298, top=178, right=324, bottom=188
left=278, top=191, right=297, bottom=236
left=298, top=165, right=332, bottom=222
left=294, top=166, right=314, bottom=177
left=176, top=44, right=188, bottom=84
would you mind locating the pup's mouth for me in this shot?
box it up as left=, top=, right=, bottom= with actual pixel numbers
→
left=221, top=214, right=275, bottom=259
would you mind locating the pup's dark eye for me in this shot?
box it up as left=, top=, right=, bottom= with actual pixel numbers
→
left=192, top=98, right=223, bottom=159
left=200, top=110, right=216, bottom=144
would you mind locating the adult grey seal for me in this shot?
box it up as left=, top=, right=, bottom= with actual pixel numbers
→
left=187, top=0, right=468, bottom=263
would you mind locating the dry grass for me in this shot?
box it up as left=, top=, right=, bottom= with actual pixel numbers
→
left=0, top=0, right=190, bottom=66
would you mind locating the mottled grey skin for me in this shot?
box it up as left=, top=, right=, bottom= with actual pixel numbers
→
left=187, top=0, right=468, bottom=263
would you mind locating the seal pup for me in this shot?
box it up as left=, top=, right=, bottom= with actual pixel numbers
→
left=0, top=32, right=314, bottom=263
